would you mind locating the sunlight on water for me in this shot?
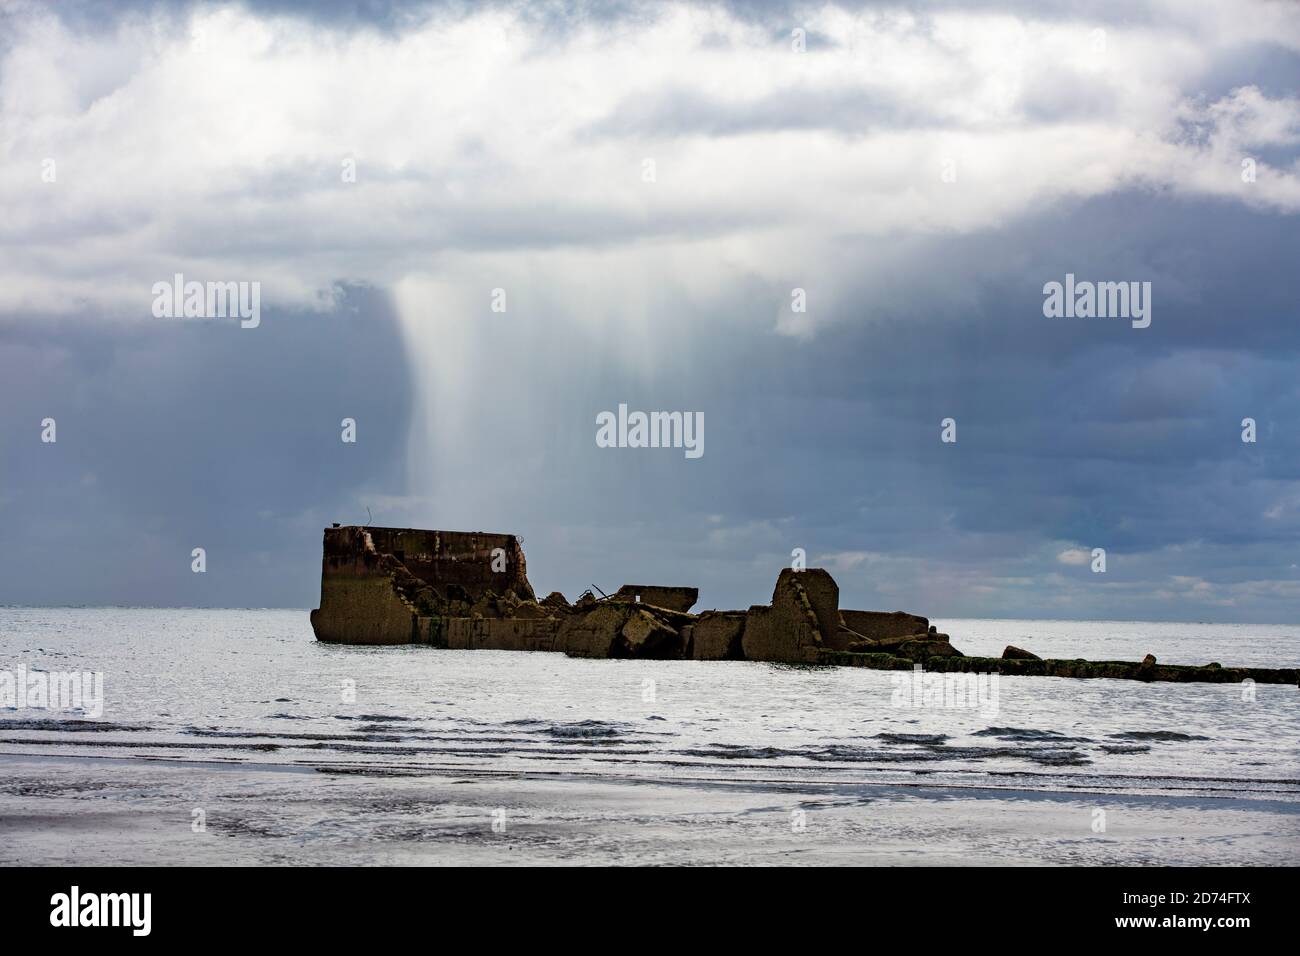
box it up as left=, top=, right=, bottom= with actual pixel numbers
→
left=2, top=608, right=1296, bottom=792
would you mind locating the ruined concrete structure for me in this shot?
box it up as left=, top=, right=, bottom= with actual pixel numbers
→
left=310, top=525, right=952, bottom=661
left=311, top=525, right=1299, bottom=685
left=309, top=526, right=534, bottom=645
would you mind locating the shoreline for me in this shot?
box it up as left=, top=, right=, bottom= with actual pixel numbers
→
left=1, top=752, right=1296, bottom=867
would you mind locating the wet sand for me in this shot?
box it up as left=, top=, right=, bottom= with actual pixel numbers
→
left=2, top=753, right=1296, bottom=866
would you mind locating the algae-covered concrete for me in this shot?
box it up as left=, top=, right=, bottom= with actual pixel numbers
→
left=820, top=650, right=1299, bottom=685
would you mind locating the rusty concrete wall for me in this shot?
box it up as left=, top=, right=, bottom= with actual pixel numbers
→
left=445, top=617, right=559, bottom=652
left=687, top=611, right=746, bottom=660
left=311, top=566, right=419, bottom=644
left=362, top=527, right=535, bottom=602
left=740, top=570, right=825, bottom=663
left=313, top=526, right=544, bottom=646
left=741, top=607, right=821, bottom=663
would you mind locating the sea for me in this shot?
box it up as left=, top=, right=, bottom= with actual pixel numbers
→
left=1, top=608, right=1296, bottom=866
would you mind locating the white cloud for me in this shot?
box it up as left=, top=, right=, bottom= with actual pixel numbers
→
left=1056, top=547, right=1092, bottom=565
left=817, top=550, right=877, bottom=572
left=1, top=0, right=1298, bottom=325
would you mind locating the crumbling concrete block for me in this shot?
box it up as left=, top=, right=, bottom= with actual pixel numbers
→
left=540, top=591, right=571, bottom=614
left=310, top=531, right=428, bottom=645
left=556, top=603, right=632, bottom=658
left=791, top=569, right=841, bottom=646
left=620, top=608, right=684, bottom=659
left=556, top=602, right=689, bottom=659
left=689, top=611, right=746, bottom=660
left=741, top=569, right=828, bottom=663
left=510, top=600, right=549, bottom=619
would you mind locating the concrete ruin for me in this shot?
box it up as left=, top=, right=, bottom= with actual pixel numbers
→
left=311, top=525, right=1298, bottom=685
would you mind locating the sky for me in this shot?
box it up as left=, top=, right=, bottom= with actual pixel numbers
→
left=1, top=0, right=1298, bottom=621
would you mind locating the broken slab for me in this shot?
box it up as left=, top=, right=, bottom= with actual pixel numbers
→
left=620, top=607, right=685, bottom=659
left=555, top=603, right=631, bottom=658
left=610, top=585, right=699, bottom=613
left=555, top=601, right=686, bottom=659
left=839, top=610, right=930, bottom=642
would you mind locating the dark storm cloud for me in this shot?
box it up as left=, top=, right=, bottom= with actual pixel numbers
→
left=478, top=191, right=1300, bottom=620
left=0, top=287, right=411, bottom=606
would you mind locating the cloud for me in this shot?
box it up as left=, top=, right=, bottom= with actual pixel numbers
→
left=2, top=1, right=1300, bottom=621
left=1056, top=547, right=1092, bottom=566
left=2, top=1, right=1299, bottom=320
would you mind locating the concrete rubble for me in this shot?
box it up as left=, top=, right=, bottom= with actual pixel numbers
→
left=310, top=525, right=1298, bottom=686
